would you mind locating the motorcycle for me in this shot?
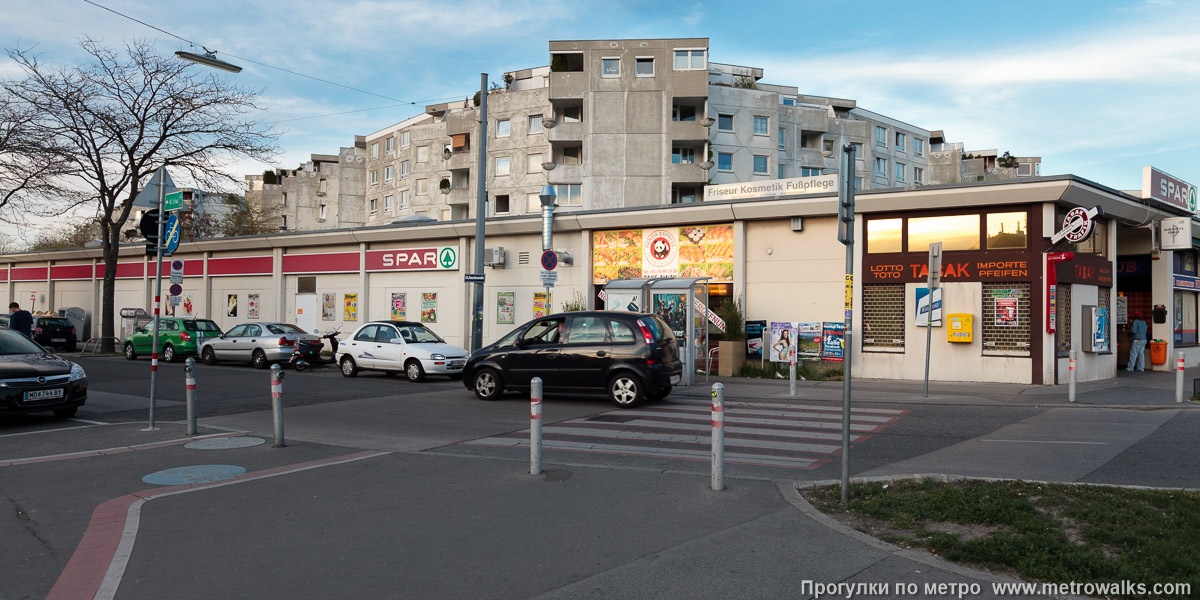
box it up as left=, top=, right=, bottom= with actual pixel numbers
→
left=290, top=327, right=342, bottom=372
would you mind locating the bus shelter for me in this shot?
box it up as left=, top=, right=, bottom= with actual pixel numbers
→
left=602, top=277, right=710, bottom=385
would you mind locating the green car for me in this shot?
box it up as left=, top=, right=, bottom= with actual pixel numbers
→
left=124, top=318, right=223, bottom=363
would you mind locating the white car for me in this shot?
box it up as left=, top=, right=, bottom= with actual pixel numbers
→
left=336, top=320, right=469, bottom=382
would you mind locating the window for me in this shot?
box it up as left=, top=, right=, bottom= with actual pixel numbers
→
left=863, top=284, right=905, bottom=350
left=609, top=319, right=635, bottom=343
left=778, top=164, right=785, bottom=179
left=385, top=137, right=394, bottom=154
left=895, top=132, right=906, bottom=152
left=369, top=198, right=378, bottom=213
left=528, top=153, right=542, bottom=173
left=400, top=189, right=410, bottom=208
left=384, top=194, right=393, bottom=212
left=718, top=114, right=733, bottom=132
left=753, top=155, right=768, bottom=175
left=781, top=96, right=795, bottom=106
left=717, top=152, right=733, bottom=171
left=635, top=57, right=654, bottom=76
left=370, top=142, right=379, bottom=159
left=823, top=139, right=834, bottom=154
left=440, top=208, right=451, bottom=221
left=495, top=194, right=510, bottom=214
left=907, top=214, right=981, bottom=252
left=673, top=49, right=706, bottom=70
left=370, top=170, right=379, bottom=186
left=895, top=162, right=905, bottom=182
left=671, top=188, right=697, bottom=203
left=914, top=138, right=924, bottom=157
left=1176, top=290, right=1198, bottom=344
left=851, top=142, right=863, bottom=156
left=416, top=179, right=428, bottom=195
left=982, top=283, right=1031, bottom=355
left=384, top=165, right=394, bottom=182
left=495, top=157, right=510, bottom=176
left=559, top=146, right=581, bottom=165
left=561, top=106, right=582, bottom=123
left=400, top=131, right=410, bottom=148
left=496, top=120, right=510, bottom=138
left=875, top=126, right=887, bottom=147
left=567, top=315, right=608, bottom=343
left=319, top=204, right=327, bottom=220
left=874, top=158, right=887, bottom=177
left=297, top=276, right=316, bottom=294
left=753, top=116, right=768, bottom=135
left=1176, top=250, right=1197, bottom=276
left=554, top=184, right=582, bottom=206
left=778, top=128, right=785, bottom=150
left=914, top=167, right=924, bottom=185
left=867, top=218, right=902, bottom=253
left=416, top=145, right=429, bottom=163
left=400, top=160, right=410, bottom=177
left=987, top=212, right=1027, bottom=249
left=354, top=325, right=379, bottom=342
left=529, top=115, right=543, bottom=134
left=672, top=105, right=696, bottom=121
left=521, top=318, right=564, bottom=345
left=801, top=167, right=823, bottom=177
left=601, top=58, right=620, bottom=77
left=672, top=147, right=695, bottom=164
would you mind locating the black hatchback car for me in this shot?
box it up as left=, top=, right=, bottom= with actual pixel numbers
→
left=463, top=311, right=682, bottom=408
left=33, top=316, right=78, bottom=352
left=0, top=329, right=88, bottom=418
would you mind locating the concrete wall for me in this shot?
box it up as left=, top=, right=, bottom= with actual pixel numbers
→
left=743, top=218, right=845, bottom=324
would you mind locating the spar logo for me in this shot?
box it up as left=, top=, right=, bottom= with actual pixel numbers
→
left=644, top=229, right=675, bottom=267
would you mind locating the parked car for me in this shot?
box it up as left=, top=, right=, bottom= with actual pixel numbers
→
left=32, top=316, right=78, bottom=352
left=336, top=321, right=469, bottom=381
left=200, top=322, right=320, bottom=369
left=462, top=311, right=681, bottom=408
left=0, top=329, right=87, bottom=418
left=123, top=317, right=223, bottom=363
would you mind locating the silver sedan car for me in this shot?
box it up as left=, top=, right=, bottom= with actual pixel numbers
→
left=199, top=322, right=319, bottom=368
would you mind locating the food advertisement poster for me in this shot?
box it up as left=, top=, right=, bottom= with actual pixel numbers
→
left=183, top=295, right=193, bottom=317
left=322, top=293, right=336, bottom=320
left=343, top=293, right=358, bottom=321
left=533, top=292, right=551, bottom=318
left=592, top=224, right=734, bottom=284
left=226, top=294, right=238, bottom=318
left=822, top=322, right=845, bottom=362
left=796, top=322, right=823, bottom=357
left=247, top=294, right=260, bottom=320
left=653, top=293, right=688, bottom=340
left=421, top=292, right=437, bottom=323
left=769, top=322, right=794, bottom=363
left=497, top=292, right=515, bottom=324
left=745, top=320, right=766, bottom=358
left=391, top=293, right=407, bottom=320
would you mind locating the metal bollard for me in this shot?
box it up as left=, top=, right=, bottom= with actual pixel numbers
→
left=270, top=364, right=285, bottom=447
left=1176, top=352, right=1185, bottom=404
left=1068, top=350, right=1077, bottom=403
left=789, top=348, right=796, bottom=397
left=530, top=377, right=543, bottom=475
left=711, top=383, right=725, bottom=491
left=185, top=358, right=197, bottom=435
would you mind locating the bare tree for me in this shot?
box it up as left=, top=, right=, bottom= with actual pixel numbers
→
left=26, top=219, right=104, bottom=251
left=6, top=38, right=277, bottom=351
left=0, top=91, right=72, bottom=227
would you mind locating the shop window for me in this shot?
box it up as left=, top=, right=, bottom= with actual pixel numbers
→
left=1174, top=250, right=1197, bottom=276
left=297, top=276, right=316, bottom=294
left=907, top=214, right=980, bottom=252
left=867, top=218, right=902, bottom=253
left=862, top=284, right=905, bottom=351
left=1174, top=290, right=1198, bottom=345
left=1055, top=284, right=1072, bottom=355
left=986, top=212, right=1027, bottom=249
left=982, top=283, right=1031, bottom=356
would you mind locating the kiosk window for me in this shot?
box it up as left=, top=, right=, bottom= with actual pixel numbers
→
left=907, top=215, right=980, bottom=252
left=987, top=212, right=1027, bottom=249
left=862, top=284, right=905, bottom=350
left=982, top=282, right=1031, bottom=355
left=867, top=219, right=902, bottom=253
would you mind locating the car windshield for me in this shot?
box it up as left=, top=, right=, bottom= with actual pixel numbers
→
left=266, top=324, right=307, bottom=335
left=0, top=330, right=48, bottom=355
left=397, top=324, right=444, bottom=343
left=38, top=318, right=73, bottom=327
left=186, top=320, right=222, bottom=333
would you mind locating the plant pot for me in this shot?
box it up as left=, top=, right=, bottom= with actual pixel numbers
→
left=718, top=340, right=746, bottom=377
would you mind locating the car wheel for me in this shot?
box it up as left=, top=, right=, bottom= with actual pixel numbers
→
left=163, top=344, right=177, bottom=363
left=609, top=372, right=645, bottom=408
left=648, top=384, right=672, bottom=401
left=251, top=349, right=269, bottom=369
left=340, top=356, right=359, bottom=377
left=473, top=368, right=503, bottom=400
left=53, top=406, right=78, bottom=418
left=405, top=359, right=426, bottom=383
left=202, top=346, right=218, bottom=365
left=124, top=343, right=137, bottom=360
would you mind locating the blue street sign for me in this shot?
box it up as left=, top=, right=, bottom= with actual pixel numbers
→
left=541, top=250, right=558, bottom=271
left=164, top=214, right=181, bottom=253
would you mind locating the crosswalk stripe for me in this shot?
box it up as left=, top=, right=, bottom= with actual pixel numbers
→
left=632, top=405, right=899, bottom=423
left=539, top=425, right=842, bottom=454
left=462, top=437, right=821, bottom=468
left=603, top=410, right=885, bottom=432
left=560, top=418, right=866, bottom=442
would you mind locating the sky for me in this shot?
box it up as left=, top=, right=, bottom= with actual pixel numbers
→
left=2, top=0, right=1199, bottom=242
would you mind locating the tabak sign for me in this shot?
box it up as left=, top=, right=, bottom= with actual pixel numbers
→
left=865, top=255, right=1030, bottom=283
left=366, top=247, right=458, bottom=272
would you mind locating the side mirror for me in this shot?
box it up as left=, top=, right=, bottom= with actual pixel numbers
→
left=390, top=338, right=404, bottom=344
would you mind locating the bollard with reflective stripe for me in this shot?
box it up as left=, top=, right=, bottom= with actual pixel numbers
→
left=1068, top=350, right=1077, bottom=403
left=711, top=382, right=725, bottom=491
left=185, top=358, right=197, bottom=435
left=531, top=377, right=543, bottom=475
left=270, top=364, right=285, bottom=447
left=1176, top=352, right=1185, bottom=404
left=788, top=348, right=796, bottom=397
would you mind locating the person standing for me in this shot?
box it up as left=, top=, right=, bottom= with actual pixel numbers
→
left=7, top=302, right=33, bottom=339
left=1126, top=311, right=1148, bottom=372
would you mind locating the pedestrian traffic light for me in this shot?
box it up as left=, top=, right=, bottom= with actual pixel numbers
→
left=140, top=209, right=160, bottom=256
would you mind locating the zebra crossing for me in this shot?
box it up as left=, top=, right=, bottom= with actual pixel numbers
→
left=461, top=400, right=909, bottom=469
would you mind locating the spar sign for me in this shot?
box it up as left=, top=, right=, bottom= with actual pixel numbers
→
left=1143, top=166, right=1198, bottom=214
left=366, top=247, right=458, bottom=271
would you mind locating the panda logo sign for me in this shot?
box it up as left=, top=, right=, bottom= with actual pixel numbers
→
left=643, top=228, right=678, bottom=277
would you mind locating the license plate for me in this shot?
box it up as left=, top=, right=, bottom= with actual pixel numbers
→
left=24, top=388, right=65, bottom=401
left=670, top=374, right=681, bottom=385
left=51, top=338, right=66, bottom=343
left=449, top=360, right=465, bottom=368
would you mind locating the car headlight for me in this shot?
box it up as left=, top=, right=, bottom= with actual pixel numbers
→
left=430, top=354, right=446, bottom=360
left=69, top=362, right=87, bottom=381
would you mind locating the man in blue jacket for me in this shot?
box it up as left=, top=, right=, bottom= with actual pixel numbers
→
left=7, top=302, right=33, bottom=339
left=1126, top=311, right=1148, bottom=372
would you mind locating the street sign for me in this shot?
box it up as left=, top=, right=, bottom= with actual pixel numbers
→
left=464, top=273, right=485, bottom=283
left=928, top=242, right=943, bottom=290
left=169, top=259, right=184, bottom=284
left=540, top=250, right=558, bottom=271
left=164, top=191, right=184, bottom=211
left=169, top=283, right=183, bottom=296
left=132, top=168, right=178, bottom=208
left=539, top=270, right=558, bottom=287
left=168, top=295, right=181, bottom=306
left=164, top=214, right=181, bottom=253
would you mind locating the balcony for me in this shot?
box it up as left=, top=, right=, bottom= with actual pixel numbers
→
left=445, top=187, right=473, bottom=205
left=668, top=119, right=707, bottom=142
left=796, top=107, right=830, bottom=133
left=672, top=69, right=708, bottom=99
left=795, top=148, right=828, bottom=168
left=549, top=72, right=587, bottom=100
left=547, top=121, right=583, bottom=142
left=669, top=162, right=709, bottom=184
left=445, top=151, right=474, bottom=171
left=546, top=163, right=583, bottom=184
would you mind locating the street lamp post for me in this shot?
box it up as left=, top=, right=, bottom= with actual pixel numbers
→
left=835, top=141, right=856, bottom=503
left=539, top=185, right=557, bottom=309
left=471, top=73, right=489, bottom=352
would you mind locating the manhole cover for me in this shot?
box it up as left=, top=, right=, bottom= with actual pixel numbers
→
left=185, top=437, right=266, bottom=450
left=142, top=465, right=246, bottom=486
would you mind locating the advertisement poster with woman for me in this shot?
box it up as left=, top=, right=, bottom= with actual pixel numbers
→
left=770, top=322, right=794, bottom=363
left=653, top=293, right=687, bottom=339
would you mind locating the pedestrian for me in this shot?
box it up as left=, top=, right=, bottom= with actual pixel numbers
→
left=1126, top=310, right=1148, bottom=372
left=7, top=302, right=33, bottom=339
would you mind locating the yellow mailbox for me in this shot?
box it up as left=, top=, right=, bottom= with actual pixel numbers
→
left=947, top=313, right=974, bottom=343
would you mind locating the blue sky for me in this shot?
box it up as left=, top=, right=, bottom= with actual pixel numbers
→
left=3, top=0, right=1199, bottom=238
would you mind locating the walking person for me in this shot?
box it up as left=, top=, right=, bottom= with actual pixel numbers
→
left=7, top=302, right=33, bottom=339
left=1126, top=311, right=1148, bottom=372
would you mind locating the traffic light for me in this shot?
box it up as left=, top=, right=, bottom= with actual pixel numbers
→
left=837, top=145, right=856, bottom=245
left=140, top=209, right=160, bottom=255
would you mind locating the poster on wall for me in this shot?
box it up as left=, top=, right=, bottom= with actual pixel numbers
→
left=769, top=322, right=794, bottom=363
left=822, top=322, right=845, bottom=362
left=391, top=293, right=407, bottom=320
left=497, top=292, right=515, bottom=324
left=1115, top=296, right=1128, bottom=325
left=183, top=295, right=193, bottom=317
left=344, top=293, right=358, bottom=321
left=652, top=293, right=688, bottom=339
left=796, top=322, right=823, bottom=357
left=533, top=292, right=551, bottom=318
left=247, top=294, right=260, bottom=320
left=322, top=293, right=336, bottom=320
left=995, top=297, right=1018, bottom=327
left=745, top=320, right=766, bottom=359
left=592, top=224, right=734, bottom=284
left=421, top=293, right=437, bottom=323
left=226, top=294, right=238, bottom=318
left=164, top=303, right=175, bottom=317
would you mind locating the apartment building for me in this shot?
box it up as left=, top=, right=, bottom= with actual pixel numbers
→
left=246, top=146, right=367, bottom=232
